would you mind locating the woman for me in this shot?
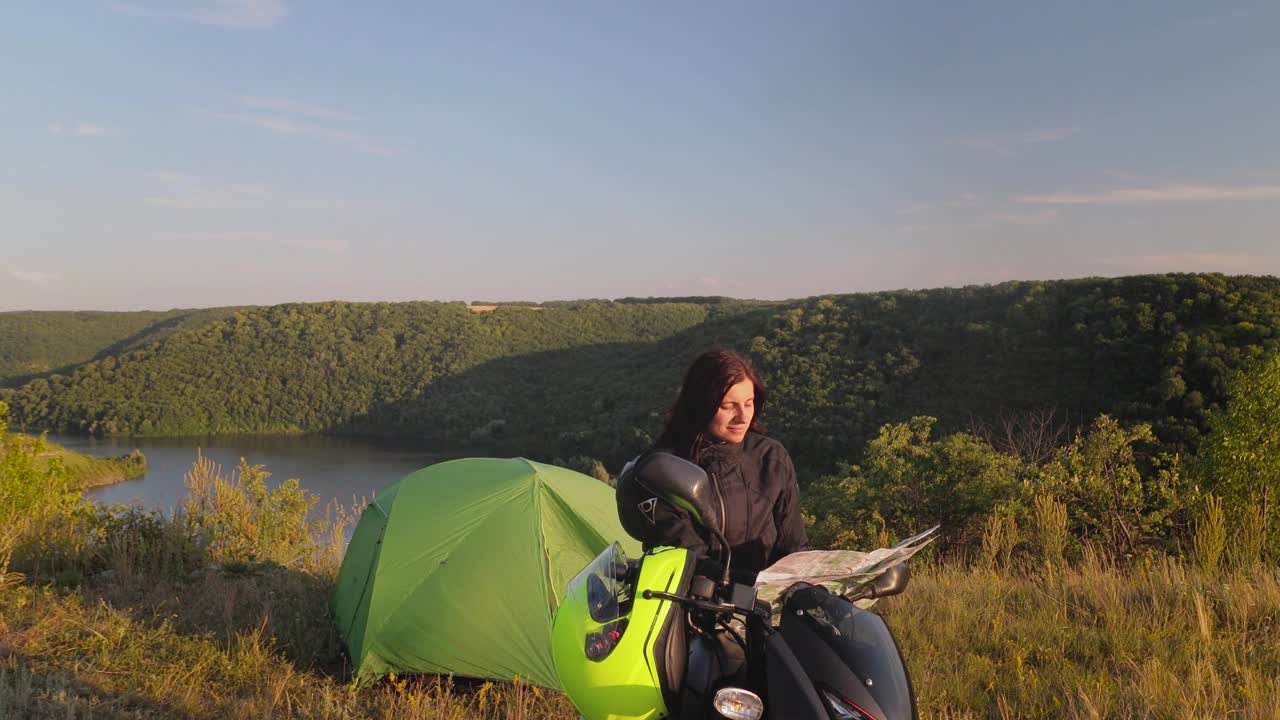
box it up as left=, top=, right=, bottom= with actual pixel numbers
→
left=617, top=348, right=809, bottom=584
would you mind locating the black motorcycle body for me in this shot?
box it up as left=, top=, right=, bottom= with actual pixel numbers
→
left=671, top=579, right=916, bottom=720
left=771, top=583, right=917, bottom=720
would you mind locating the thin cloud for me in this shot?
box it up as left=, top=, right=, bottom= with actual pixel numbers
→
left=143, top=171, right=361, bottom=211
left=241, top=96, right=356, bottom=123
left=145, top=173, right=274, bottom=209
left=956, top=138, right=1011, bottom=157
left=197, top=0, right=286, bottom=28
left=49, top=123, right=116, bottom=137
left=1022, top=128, right=1077, bottom=144
left=946, top=192, right=982, bottom=207
left=895, top=202, right=1059, bottom=232
left=283, top=237, right=351, bottom=255
left=10, top=271, right=62, bottom=286
left=1018, top=183, right=1280, bottom=206
left=168, top=231, right=279, bottom=243
left=213, top=111, right=392, bottom=156
left=1098, top=254, right=1280, bottom=275
left=987, top=209, right=1059, bottom=226
left=109, top=0, right=286, bottom=30
left=897, top=193, right=981, bottom=217
left=957, top=128, right=1078, bottom=157
left=167, top=231, right=349, bottom=255
left=75, top=124, right=113, bottom=136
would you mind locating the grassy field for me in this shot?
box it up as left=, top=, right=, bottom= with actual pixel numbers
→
left=3, top=423, right=1278, bottom=718
left=887, top=558, right=1280, bottom=719
left=35, top=439, right=146, bottom=488
left=3, top=540, right=1278, bottom=718
left=2, top=509, right=1280, bottom=717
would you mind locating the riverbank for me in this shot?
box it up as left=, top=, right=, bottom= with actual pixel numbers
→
left=34, top=438, right=146, bottom=488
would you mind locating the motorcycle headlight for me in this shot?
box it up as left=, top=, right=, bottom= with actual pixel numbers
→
left=819, top=688, right=879, bottom=720
left=712, top=687, right=763, bottom=720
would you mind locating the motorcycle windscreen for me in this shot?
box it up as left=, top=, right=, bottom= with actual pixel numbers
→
left=822, top=595, right=915, bottom=720
left=564, top=542, right=631, bottom=624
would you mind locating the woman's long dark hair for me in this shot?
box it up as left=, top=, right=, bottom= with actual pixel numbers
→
left=657, top=349, right=768, bottom=462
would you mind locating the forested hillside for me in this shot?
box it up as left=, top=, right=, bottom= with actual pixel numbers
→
left=2, top=274, right=1278, bottom=475
left=0, top=300, right=721, bottom=442
left=0, top=307, right=240, bottom=387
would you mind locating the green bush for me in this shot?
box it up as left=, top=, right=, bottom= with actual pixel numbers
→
left=805, top=417, right=1032, bottom=556
left=554, top=455, right=612, bottom=485
left=0, top=402, right=81, bottom=581
left=1040, top=416, right=1193, bottom=560
left=182, top=452, right=322, bottom=567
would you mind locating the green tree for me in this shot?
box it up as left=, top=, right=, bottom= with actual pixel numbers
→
left=1197, top=350, right=1280, bottom=556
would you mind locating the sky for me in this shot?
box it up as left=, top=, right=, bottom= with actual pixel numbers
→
left=2, top=0, right=1279, bottom=311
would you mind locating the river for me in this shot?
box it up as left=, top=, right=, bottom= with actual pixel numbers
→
left=51, top=433, right=459, bottom=514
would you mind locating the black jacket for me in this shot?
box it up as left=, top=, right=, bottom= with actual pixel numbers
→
left=616, top=432, right=809, bottom=583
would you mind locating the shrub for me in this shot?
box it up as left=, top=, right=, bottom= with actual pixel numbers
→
left=1040, top=416, right=1192, bottom=560
left=805, top=417, right=1032, bottom=556
left=0, top=402, right=81, bottom=581
left=182, top=452, right=322, bottom=567
left=556, top=455, right=612, bottom=485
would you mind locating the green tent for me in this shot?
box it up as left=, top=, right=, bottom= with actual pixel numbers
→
left=331, top=457, right=640, bottom=689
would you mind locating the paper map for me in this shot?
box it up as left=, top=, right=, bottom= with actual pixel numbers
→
left=753, top=526, right=940, bottom=618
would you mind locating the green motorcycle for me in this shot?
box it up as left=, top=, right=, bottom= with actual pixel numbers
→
left=553, top=451, right=922, bottom=720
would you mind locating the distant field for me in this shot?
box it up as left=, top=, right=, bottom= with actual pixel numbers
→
left=465, top=304, right=544, bottom=312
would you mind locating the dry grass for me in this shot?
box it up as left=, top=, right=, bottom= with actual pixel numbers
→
left=0, top=580, right=576, bottom=719
left=883, top=556, right=1280, bottom=719
left=6, top=424, right=1280, bottom=717
left=6, top=546, right=1280, bottom=718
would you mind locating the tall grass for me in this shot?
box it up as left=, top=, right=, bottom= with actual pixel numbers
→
left=7, top=539, right=1279, bottom=718
left=5, top=404, right=1280, bottom=718
left=884, top=556, right=1280, bottom=719
left=181, top=450, right=355, bottom=572
left=1032, top=494, right=1069, bottom=568
left=980, top=512, right=1018, bottom=572
left=1192, top=494, right=1227, bottom=573
left=1230, top=497, right=1268, bottom=571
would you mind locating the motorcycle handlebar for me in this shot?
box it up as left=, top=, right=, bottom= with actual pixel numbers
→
left=642, top=589, right=737, bottom=616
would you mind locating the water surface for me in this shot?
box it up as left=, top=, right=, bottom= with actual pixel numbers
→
left=53, top=434, right=454, bottom=514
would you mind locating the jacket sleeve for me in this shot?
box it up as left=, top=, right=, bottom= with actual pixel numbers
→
left=615, top=455, right=712, bottom=558
left=770, top=447, right=810, bottom=561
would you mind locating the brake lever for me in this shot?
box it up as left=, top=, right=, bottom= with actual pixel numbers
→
left=642, top=589, right=736, bottom=615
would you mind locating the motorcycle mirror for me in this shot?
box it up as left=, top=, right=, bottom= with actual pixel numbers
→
left=865, top=563, right=911, bottom=600
left=631, top=451, right=722, bottom=534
